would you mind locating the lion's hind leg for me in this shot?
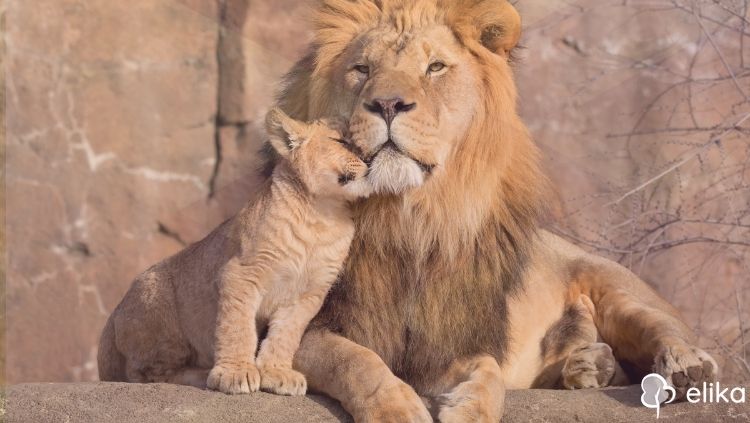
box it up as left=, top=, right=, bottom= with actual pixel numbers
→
left=652, top=342, right=718, bottom=398
left=535, top=295, right=628, bottom=389
left=120, top=323, right=200, bottom=388
left=562, top=342, right=629, bottom=389
left=574, top=258, right=719, bottom=399
left=126, top=364, right=208, bottom=389
left=115, top=272, right=198, bottom=387
left=159, top=367, right=209, bottom=389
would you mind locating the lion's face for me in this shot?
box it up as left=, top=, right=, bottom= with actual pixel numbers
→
left=302, top=0, right=523, bottom=200
left=331, top=25, right=481, bottom=194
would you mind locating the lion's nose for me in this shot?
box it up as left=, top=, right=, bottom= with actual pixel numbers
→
left=364, top=98, right=416, bottom=127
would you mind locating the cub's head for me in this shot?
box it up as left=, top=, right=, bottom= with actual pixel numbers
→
left=266, top=107, right=372, bottom=200
left=304, top=0, right=522, bottom=195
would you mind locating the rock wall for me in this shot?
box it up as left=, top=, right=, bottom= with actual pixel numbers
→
left=5, top=0, right=749, bottom=385
left=6, top=0, right=222, bottom=382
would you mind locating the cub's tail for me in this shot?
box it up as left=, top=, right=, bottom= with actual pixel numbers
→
left=97, top=314, right=126, bottom=381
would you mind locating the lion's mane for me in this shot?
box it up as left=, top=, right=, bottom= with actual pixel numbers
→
left=279, top=0, right=548, bottom=390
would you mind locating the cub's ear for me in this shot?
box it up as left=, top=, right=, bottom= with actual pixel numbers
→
left=265, top=107, right=307, bottom=157
left=469, top=0, right=522, bottom=57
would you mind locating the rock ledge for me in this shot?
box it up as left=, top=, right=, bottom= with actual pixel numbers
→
left=5, top=382, right=750, bottom=422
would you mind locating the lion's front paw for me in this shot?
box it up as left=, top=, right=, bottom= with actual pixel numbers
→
left=562, top=342, right=616, bottom=389
left=654, top=343, right=718, bottom=399
left=355, top=382, right=432, bottom=423
left=206, top=362, right=260, bottom=395
left=438, top=384, right=500, bottom=423
left=259, top=366, right=307, bottom=396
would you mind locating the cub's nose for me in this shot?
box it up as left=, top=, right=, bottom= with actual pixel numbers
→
left=351, top=157, right=369, bottom=177
left=364, top=98, right=416, bottom=127
left=339, top=159, right=368, bottom=185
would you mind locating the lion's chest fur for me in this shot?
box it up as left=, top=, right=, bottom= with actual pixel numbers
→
left=315, top=215, right=531, bottom=390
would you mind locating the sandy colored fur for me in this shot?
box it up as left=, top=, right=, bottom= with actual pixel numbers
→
left=98, top=111, right=370, bottom=397
left=276, top=1, right=719, bottom=422
left=100, top=1, right=719, bottom=420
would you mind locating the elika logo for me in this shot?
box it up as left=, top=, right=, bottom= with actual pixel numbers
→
left=640, top=373, right=747, bottom=419
left=640, top=373, right=676, bottom=419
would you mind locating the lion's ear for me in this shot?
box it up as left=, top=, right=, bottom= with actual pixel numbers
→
left=470, top=0, right=522, bottom=56
left=265, top=107, right=307, bottom=157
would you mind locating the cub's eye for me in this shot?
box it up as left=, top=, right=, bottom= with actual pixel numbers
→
left=338, top=172, right=356, bottom=185
left=427, top=61, right=447, bottom=74
left=353, top=64, right=370, bottom=75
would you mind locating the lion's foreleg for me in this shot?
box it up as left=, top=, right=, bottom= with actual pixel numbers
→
left=431, top=355, right=505, bottom=423
left=294, top=329, right=432, bottom=423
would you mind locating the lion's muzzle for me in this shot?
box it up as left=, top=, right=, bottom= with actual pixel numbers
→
left=364, top=97, right=417, bottom=128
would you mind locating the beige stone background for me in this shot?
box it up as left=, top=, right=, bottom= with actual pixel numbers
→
left=4, top=0, right=749, bottom=386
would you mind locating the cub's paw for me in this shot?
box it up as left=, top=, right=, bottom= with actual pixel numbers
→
left=562, top=342, right=617, bottom=389
left=654, top=343, right=718, bottom=399
left=355, top=382, right=432, bottom=423
left=259, top=366, right=307, bottom=396
left=206, top=362, right=260, bottom=395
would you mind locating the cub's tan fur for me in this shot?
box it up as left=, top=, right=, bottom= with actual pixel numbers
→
left=98, top=109, right=370, bottom=396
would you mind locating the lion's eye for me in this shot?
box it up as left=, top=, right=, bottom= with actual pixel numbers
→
left=428, top=61, right=447, bottom=74
left=353, top=64, right=370, bottom=75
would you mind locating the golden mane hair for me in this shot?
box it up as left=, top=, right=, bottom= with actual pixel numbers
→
left=295, top=0, right=546, bottom=259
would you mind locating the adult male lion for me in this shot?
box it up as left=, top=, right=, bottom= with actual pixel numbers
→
left=276, top=0, right=718, bottom=422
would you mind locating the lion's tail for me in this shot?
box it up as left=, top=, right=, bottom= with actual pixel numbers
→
left=97, top=314, right=126, bottom=381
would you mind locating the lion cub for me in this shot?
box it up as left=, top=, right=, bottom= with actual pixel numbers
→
left=206, top=109, right=371, bottom=396
left=97, top=108, right=371, bottom=396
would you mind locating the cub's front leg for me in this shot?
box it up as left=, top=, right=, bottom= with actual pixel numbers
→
left=254, top=294, right=328, bottom=396
left=207, top=258, right=265, bottom=395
